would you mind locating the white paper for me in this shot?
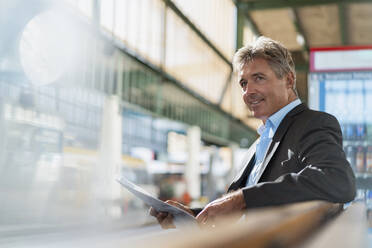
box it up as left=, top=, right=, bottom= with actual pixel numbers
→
left=116, top=177, right=196, bottom=226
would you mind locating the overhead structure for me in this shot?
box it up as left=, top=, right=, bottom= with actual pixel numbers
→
left=8, top=0, right=372, bottom=146
left=235, top=0, right=372, bottom=61
left=232, top=0, right=372, bottom=127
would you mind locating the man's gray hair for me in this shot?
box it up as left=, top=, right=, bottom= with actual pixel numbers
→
left=233, top=36, right=298, bottom=96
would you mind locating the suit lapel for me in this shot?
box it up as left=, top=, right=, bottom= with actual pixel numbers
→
left=228, top=139, right=258, bottom=191
left=254, top=103, right=308, bottom=184
left=253, top=140, right=279, bottom=184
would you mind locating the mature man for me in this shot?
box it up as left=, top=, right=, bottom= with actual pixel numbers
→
left=150, top=36, right=356, bottom=228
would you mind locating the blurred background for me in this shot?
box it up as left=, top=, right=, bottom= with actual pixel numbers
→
left=0, top=0, right=372, bottom=246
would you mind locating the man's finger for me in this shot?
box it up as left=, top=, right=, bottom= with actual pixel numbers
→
left=149, top=207, right=158, bottom=217
left=165, top=200, right=194, bottom=216
left=161, top=214, right=175, bottom=229
left=155, top=212, right=167, bottom=222
left=196, top=209, right=208, bottom=224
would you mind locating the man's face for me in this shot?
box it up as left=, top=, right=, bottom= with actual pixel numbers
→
left=238, top=58, right=295, bottom=122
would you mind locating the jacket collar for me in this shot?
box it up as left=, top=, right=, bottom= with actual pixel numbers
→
left=271, top=103, right=307, bottom=143
left=227, top=103, right=308, bottom=191
left=252, top=103, right=308, bottom=184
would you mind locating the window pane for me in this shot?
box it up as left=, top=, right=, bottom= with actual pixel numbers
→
left=77, top=0, right=93, bottom=18
left=172, top=0, right=236, bottom=58
left=100, top=0, right=163, bottom=66
left=100, top=0, right=114, bottom=31
left=165, top=9, right=230, bottom=103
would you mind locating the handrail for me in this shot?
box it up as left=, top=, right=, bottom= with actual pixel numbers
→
left=302, top=202, right=367, bottom=248
left=131, top=201, right=346, bottom=248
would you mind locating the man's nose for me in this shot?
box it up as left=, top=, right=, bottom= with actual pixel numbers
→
left=242, top=83, right=255, bottom=94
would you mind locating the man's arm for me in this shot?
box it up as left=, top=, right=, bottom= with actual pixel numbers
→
left=195, top=190, right=246, bottom=225
left=241, top=113, right=356, bottom=209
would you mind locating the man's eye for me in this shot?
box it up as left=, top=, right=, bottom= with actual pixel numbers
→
left=255, top=76, right=263, bottom=81
left=240, top=81, right=247, bottom=88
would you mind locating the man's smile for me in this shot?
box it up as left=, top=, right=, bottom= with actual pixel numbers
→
left=247, top=96, right=265, bottom=108
left=250, top=99, right=264, bottom=106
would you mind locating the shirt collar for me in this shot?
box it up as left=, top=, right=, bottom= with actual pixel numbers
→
left=257, top=99, right=301, bottom=138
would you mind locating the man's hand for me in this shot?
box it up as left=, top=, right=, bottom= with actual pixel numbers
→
left=149, top=200, right=194, bottom=229
left=196, top=190, right=246, bottom=227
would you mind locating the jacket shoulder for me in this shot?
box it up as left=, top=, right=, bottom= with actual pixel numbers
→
left=297, top=107, right=340, bottom=124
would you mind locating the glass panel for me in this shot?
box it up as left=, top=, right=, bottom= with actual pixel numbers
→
left=77, top=0, right=93, bottom=18
left=100, top=0, right=114, bottom=31
left=165, top=9, right=230, bottom=104
left=172, top=0, right=236, bottom=58
left=101, top=0, right=163, bottom=66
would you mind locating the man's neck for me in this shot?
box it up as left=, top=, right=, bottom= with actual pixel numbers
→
left=261, top=97, right=299, bottom=125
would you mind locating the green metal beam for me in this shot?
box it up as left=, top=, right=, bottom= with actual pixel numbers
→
left=244, top=12, right=261, bottom=37
left=235, top=0, right=261, bottom=37
left=237, top=0, right=372, bottom=11
left=218, top=70, right=233, bottom=106
left=292, top=8, right=309, bottom=53
left=163, top=0, right=232, bottom=69
left=338, top=3, right=348, bottom=45
left=236, top=7, right=245, bottom=50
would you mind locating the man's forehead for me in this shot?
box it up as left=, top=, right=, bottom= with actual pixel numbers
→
left=239, top=58, right=270, bottom=77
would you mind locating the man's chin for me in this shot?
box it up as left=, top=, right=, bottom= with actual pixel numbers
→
left=252, top=112, right=261, bottom=119
left=252, top=112, right=267, bottom=121
left=249, top=107, right=266, bottom=120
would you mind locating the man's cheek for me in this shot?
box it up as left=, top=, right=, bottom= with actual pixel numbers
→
left=243, top=97, right=250, bottom=109
left=246, top=104, right=253, bottom=111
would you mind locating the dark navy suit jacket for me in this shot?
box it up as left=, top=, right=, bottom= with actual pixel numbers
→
left=227, top=103, right=356, bottom=209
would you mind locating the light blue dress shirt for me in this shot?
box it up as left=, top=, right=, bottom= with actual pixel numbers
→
left=246, top=99, right=302, bottom=187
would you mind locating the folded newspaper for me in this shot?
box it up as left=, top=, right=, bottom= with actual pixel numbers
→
left=116, top=177, right=196, bottom=227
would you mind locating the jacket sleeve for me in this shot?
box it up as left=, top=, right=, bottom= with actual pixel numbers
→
left=241, top=113, right=356, bottom=209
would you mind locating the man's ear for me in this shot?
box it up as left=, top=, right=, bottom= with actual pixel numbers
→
left=286, top=72, right=294, bottom=89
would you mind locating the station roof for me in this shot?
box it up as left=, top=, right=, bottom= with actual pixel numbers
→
left=218, top=0, right=372, bottom=130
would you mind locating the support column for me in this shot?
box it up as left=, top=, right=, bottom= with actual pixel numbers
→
left=205, top=146, right=218, bottom=201
left=186, top=126, right=201, bottom=202
left=228, top=143, right=239, bottom=183
left=98, top=95, right=122, bottom=202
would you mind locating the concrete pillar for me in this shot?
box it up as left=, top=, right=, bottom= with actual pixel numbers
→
left=98, top=95, right=122, bottom=201
left=185, top=126, right=201, bottom=200
left=228, top=143, right=239, bottom=183
left=205, top=146, right=218, bottom=201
